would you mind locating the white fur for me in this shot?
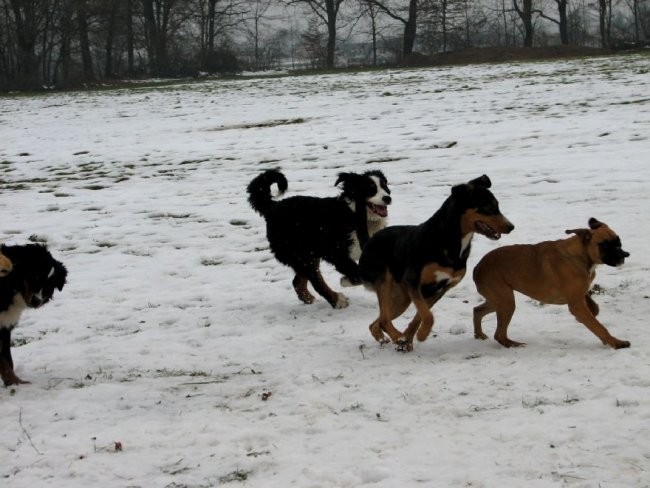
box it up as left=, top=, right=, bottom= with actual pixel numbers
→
left=344, top=178, right=389, bottom=260
left=460, top=233, right=474, bottom=256
left=366, top=175, right=391, bottom=211
left=0, top=293, right=27, bottom=329
left=435, top=270, right=462, bottom=286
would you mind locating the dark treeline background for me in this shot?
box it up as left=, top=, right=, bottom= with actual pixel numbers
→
left=1, top=0, right=648, bottom=91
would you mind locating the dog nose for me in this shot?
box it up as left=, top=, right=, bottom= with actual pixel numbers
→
left=623, top=251, right=630, bottom=258
left=505, top=221, right=515, bottom=233
left=30, top=296, right=43, bottom=307
left=383, top=195, right=392, bottom=205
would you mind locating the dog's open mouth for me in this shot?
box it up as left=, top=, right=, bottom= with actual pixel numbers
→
left=475, top=221, right=501, bottom=240
left=367, top=203, right=388, bottom=218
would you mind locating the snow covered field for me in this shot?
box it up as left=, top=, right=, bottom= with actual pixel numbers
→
left=1, top=53, right=649, bottom=487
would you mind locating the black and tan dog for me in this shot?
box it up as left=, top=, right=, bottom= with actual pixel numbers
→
left=359, top=175, right=514, bottom=351
left=473, top=218, right=630, bottom=349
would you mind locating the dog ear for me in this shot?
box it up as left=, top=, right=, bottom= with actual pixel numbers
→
left=335, top=172, right=354, bottom=188
left=451, top=183, right=470, bottom=197
left=588, top=218, right=604, bottom=230
left=566, top=228, right=592, bottom=244
left=468, top=175, right=492, bottom=189
left=52, top=260, right=68, bottom=291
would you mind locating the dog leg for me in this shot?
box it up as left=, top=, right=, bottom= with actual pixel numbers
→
left=306, top=269, right=348, bottom=309
left=585, top=294, right=600, bottom=317
left=0, top=328, right=29, bottom=386
left=493, top=294, right=525, bottom=348
left=405, top=287, right=434, bottom=346
left=292, top=274, right=315, bottom=304
left=374, top=279, right=407, bottom=344
left=567, top=299, right=630, bottom=349
left=369, top=318, right=390, bottom=344
left=330, top=257, right=362, bottom=287
left=473, top=301, right=495, bottom=340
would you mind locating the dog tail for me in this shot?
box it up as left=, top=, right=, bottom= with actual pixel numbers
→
left=247, top=169, right=288, bottom=217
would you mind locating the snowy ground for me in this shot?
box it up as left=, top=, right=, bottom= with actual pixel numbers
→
left=1, top=54, right=649, bottom=487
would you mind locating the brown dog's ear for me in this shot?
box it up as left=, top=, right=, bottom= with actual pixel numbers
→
left=566, top=228, right=592, bottom=244
left=588, top=217, right=604, bottom=229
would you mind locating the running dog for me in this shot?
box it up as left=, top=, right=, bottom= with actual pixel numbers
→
left=473, top=218, right=630, bottom=349
left=247, top=168, right=391, bottom=308
left=0, top=244, right=67, bottom=386
left=359, top=175, right=514, bottom=351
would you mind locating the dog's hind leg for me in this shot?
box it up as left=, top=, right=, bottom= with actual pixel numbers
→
left=374, top=278, right=408, bottom=344
left=567, top=299, right=630, bottom=349
left=292, top=274, right=315, bottom=304
left=585, top=294, right=600, bottom=316
left=305, top=269, right=349, bottom=309
left=473, top=301, right=495, bottom=340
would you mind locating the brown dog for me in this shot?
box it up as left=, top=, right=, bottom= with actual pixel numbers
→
left=473, top=218, right=630, bottom=349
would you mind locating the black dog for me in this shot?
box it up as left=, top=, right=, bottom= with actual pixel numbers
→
left=0, top=244, right=67, bottom=386
left=359, top=175, right=514, bottom=351
left=248, top=168, right=391, bottom=308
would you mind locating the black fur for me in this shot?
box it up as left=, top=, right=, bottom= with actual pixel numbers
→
left=247, top=168, right=391, bottom=308
left=0, top=244, right=67, bottom=386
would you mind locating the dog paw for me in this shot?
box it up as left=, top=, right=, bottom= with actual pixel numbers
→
left=613, top=340, right=631, bottom=349
left=333, top=293, right=350, bottom=309
left=395, top=337, right=413, bottom=352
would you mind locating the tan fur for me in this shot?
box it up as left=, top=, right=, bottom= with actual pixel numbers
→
left=473, top=221, right=630, bottom=349
left=0, top=252, right=12, bottom=277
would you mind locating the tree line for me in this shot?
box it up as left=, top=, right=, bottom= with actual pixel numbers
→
left=1, top=0, right=648, bottom=91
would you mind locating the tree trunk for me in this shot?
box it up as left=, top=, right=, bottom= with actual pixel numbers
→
left=58, top=0, right=74, bottom=86
left=325, top=0, right=336, bottom=68
left=557, top=0, right=568, bottom=44
left=598, top=0, right=610, bottom=48
left=8, top=0, right=40, bottom=89
left=104, top=1, right=118, bottom=78
left=127, top=0, right=134, bottom=75
left=403, top=0, right=417, bottom=56
left=513, top=0, right=533, bottom=47
left=76, top=0, right=94, bottom=81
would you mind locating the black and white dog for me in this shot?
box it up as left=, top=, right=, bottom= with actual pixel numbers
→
left=247, top=168, right=391, bottom=308
left=0, top=244, right=67, bottom=386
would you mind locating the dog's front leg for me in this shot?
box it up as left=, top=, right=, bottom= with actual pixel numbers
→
left=567, top=299, right=630, bottom=349
left=0, top=329, right=29, bottom=386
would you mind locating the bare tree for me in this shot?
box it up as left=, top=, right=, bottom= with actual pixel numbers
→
left=5, top=0, right=49, bottom=88
left=367, top=0, right=419, bottom=58
left=288, top=0, right=345, bottom=68
left=512, top=0, right=534, bottom=46
left=598, top=0, right=612, bottom=47
left=536, top=0, right=569, bottom=44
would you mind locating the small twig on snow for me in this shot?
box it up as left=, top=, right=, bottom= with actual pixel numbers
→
left=19, top=408, right=42, bottom=455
